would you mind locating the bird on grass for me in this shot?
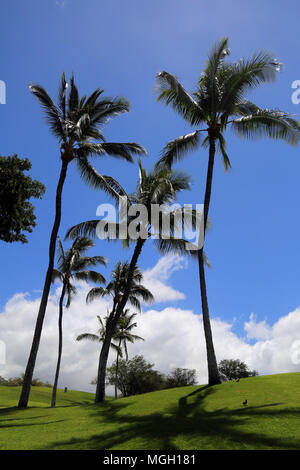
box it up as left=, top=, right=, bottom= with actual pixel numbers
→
left=242, top=399, right=248, bottom=406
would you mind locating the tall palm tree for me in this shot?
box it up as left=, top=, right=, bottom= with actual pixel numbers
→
left=113, top=309, right=144, bottom=398
left=84, top=261, right=153, bottom=403
left=66, top=162, right=203, bottom=402
left=18, top=73, right=146, bottom=408
left=154, top=38, right=300, bottom=385
left=50, top=236, right=107, bottom=407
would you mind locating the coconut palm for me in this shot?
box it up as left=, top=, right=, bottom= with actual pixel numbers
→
left=18, top=73, right=146, bottom=408
left=84, top=261, right=153, bottom=402
left=113, top=309, right=144, bottom=398
left=76, top=314, right=122, bottom=358
left=66, top=161, right=203, bottom=402
left=154, top=38, right=300, bottom=385
left=50, top=236, right=107, bottom=407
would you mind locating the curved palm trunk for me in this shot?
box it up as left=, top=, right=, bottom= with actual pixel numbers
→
left=18, top=160, right=69, bottom=408
left=198, top=134, right=221, bottom=385
left=115, top=339, right=122, bottom=399
left=95, top=238, right=145, bottom=403
left=51, top=283, right=66, bottom=408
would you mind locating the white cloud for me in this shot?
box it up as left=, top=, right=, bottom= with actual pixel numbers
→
left=244, top=313, right=272, bottom=340
left=142, top=254, right=187, bottom=303
left=1, top=256, right=300, bottom=396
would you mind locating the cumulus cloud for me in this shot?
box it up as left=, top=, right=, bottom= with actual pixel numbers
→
left=244, top=313, right=272, bottom=340
left=0, top=284, right=110, bottom=392
left=126, top=307, right=300, bottom=384
left=142, top=254, right=187, bottom=303
left=0, top=255, right=300, bottom=396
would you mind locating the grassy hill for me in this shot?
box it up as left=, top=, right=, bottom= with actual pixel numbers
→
left=1, top=372, right=300, bottom=450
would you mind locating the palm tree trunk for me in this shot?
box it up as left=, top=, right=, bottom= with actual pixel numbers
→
left=115, top=339, right=122, bottom=399
left=198, top=133, right=221, bottom=385
left=95, top=238, right=145, bottom=403
left=95, top=319, right=113, bottom=404
left=51, top=283, right=66, bottom=408
left=18, top=160, right=69, bottom=408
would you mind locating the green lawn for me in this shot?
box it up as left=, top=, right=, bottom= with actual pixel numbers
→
left=1, top=372, right=300, bottom=450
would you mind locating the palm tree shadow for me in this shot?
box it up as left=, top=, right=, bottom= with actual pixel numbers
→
left=44, top=386, right=300, bottom=450
left=177, top=384, right=211, bottom=412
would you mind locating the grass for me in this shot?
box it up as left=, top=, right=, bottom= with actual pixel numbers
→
left=1, top=372, right=300, bottom=450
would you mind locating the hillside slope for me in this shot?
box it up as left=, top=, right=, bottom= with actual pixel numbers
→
left=0, top=373, right=300, bottom=450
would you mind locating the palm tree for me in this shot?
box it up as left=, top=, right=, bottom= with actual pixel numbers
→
left=113, top=309, right=144, bottom=398
left=50, top=236, right=107, bottom=407
left=84, top=261, right=153, bottom=402
left=18, top=73, right=146, bottom=408
left=154, top=38, right=300, bottom=385
left=66, top=162, right=203, bottom=402
left=76, top=314, right=122, bottom=361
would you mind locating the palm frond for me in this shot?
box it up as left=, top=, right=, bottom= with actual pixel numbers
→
left=65, top=283, right=77, bottom=308
left=76, top=333, right=100, bottom=342
left=130, top=285, right=154, bottom=304
left=52, top=268, right=63, bottom=283
left=29, top=83, right=63, bottom=138
left=100, top=142, right=147, bottom=161
left=89, top=97, right=130, bottom=126
left=127, top=295, right=141, bottom=312
left=72, top=255, right=107, bottom=271
left=156, top=131, right=201, bottom=168
left=156, top=71, right=204, bottom=125
left=220, top=51, right=282, bottom=114
left=67, top=73, right=79, bottom=119
left=58, top=72, right=68, bottom=120
left=86, top=287, right=108, bottom=303
left=56, top=236, right=65, bottom=267
left=74, top=270, right=106, bottom=285
left=217, top=133, right=232, bottom=172
left=75, top=156, right=127, bottom=202
left=65, top=220, right=99, bottom=240
left=153, top=237, right=200, bottom=258
left=231, top=110, right=300, bottom=145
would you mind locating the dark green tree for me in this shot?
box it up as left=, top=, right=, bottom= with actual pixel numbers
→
left=18, top=73, right=146, bottom=408
left=218, top=359, right=258, bottom=381
left=0, top=154, right=45, bottom=243
left=155, top=38, right=300, bottom=385
left=106, top=355, right=165, bottom=397
left=166, top=368, right=197, bottom=388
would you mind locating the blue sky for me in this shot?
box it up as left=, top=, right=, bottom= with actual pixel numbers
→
left=1, top=0, right=300, bottom=341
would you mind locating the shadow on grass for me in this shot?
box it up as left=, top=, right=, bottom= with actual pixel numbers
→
left=0, top=419, right=66, bottom=429
left=42, top=386, right=300, bottom=450
left=0, top=387, right=298, bottom=449
left=49, top=400, right=94, bottom=408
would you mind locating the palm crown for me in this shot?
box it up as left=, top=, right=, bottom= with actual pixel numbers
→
left=85, top=261, right=154, bottom=312
left=156, top=37, right=300, bottom=174
left=114, top=309, right=144, bottom=361
left=66, top=160, right=202, bottom=258
left=52, top=236, right=107, bottom=307
left=30, top=72, right=147, bottom=185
